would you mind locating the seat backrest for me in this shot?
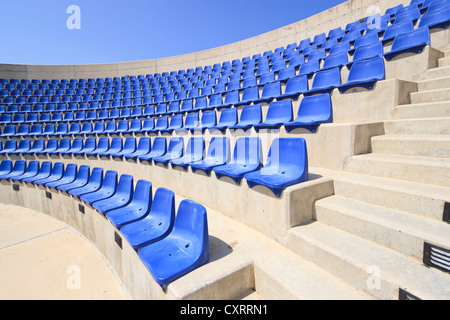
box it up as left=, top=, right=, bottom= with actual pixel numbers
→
left=184, top=112, right=199, bottom=127
left=201, top=111, right=216, bottom=127
left=123, top=137, right=137, bottom=151
left=116, top=174, right=134, bottom=196
left=96, top=137, right=110, bottom=152
left=233, top=137, right=262, bottom=166
left=265, top=100, right=293, bottom=122
left=150, top=187, right=175, bottom=225
left=218, top=108, right=237, bottom=125
left=261, top=81, right=281, bottom=98
left=239, top=104, right=262, bottom=125
left=131, top=179, right=153, bottom=212
left=352, top=41, right=384, bottom=62
left=265, top=138, right=308, bottom=176
left=152, top=137, right=167, bottom=154
left=296, top=93, right=333, bottom=122
left=311, top=67, right=341, bottom=90
left=102, top=170, right=118, bottom=192
left=205, top=137, right=230, bottom=162
left=186, top=137, right=205, bottom=158
left=347, top=56, right=385, bottom=82
left=167, top=137, right=184, bottom=157
left=155, top=116, right=169, bottom=130
left=0, top=160, right=12, bottom=173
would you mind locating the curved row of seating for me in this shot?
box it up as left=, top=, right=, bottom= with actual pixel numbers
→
left=0, top=93, right=333, bottom=138
left=0, top=136, right=309, bottom=197
left=0, top=159, right=209, bottom=287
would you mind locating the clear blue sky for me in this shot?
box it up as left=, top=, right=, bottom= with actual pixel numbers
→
left=0, top=0, right=348, bottom=65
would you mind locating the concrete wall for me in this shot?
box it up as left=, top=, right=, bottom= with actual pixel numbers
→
left=0, top=0, right=409, bottom=81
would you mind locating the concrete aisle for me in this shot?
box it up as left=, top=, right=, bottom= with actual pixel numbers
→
left=0, top=203, right=128, bottom=300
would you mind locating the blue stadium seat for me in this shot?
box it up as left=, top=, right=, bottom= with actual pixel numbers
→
left=135, top=118, right=155, bottom=134
left=305, top=67, right=341, bottom=95
left=106, top=179, right=154, bottom=230
left=322, top=51, right=349, bottom=71
left=34, top=139, right=58, bottom=156
left=213, top=137, right=263, bottom=184
left=253, top=81, right=281, bottom=104
left=55, top=139, right=72, bottom=156
left=220, top=90, right=240, bottom=109
left=0, top=160, right=12, bottom=176
left=79, top=170, right=118, bottom=205
left=46, top=163, right=78, bottom=189
left=348, top=42, right=384, bottom=67
left=190, top=137, right=230, bottom=175
left=393, top=5, right=421, bottom=24
left=348, top=32, right=381, bottom=55
left=338, top=56, right=385, bottom=93
left=124, top=137, right=152, bottom=160
left=98, top=137, right=122, bottom=158
left=208, top=108, right=238, bottom=133
left=9, top=160, right=40, bottom=182
left=152, top=137, right=184, bottom=165
left=151, top=116, right=169, bottom=133
left=182, top=112, right=200, bottom=132
left=244, top=138, right=309, bottom=197
left=419, top=4, right=450, bottom=29
left=21, top=161, right=52, bottom=184
left=384, top=26, right=431, bottom=61
left=0, top=160, right=26, bottom=181
left=12, top=140, right=31, bottom=154
left=57, top=165, right=90, bottom=193
left=170, top=137, right=205, bottom=169
left=68, top=167, right=104, bottom=198
left=32, top=162, right=64, bottom=186
left=1, top=126, right=16, bottom=138
left=63, top=138, right=84, bottom=156
left=253, top=100, right=293, bottom=132
left=196, top=111, right=216, bottom=133
left=119, top=187, right=175, bottom=249
left=138, top=137, right=167, bottom=164
left=228, top=104, right=262, bottom=131
left=72, top=138, right=96, bottom=156
left=110, top=137, right=137, bottom=159
left=298, top=59, right=321, bottom=78
left=85, top=137, right=110, bottom=157
left=92, top=174, right=134, bottom=215
left=138, top=199, right=209, bottom=287
left=284, top=93, right=333, bottom=133
left=382, top=20, right=415, bottom=44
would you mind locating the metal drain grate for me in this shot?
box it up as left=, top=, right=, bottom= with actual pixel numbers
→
left=443, top=202, right=450, bottom=223
left=423, top=242, right=450, bottom=274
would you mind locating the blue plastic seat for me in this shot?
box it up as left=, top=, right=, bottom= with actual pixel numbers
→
left=46, top=163, right=78, bottom=189
left=33, top=162, right=65, bottom=186
left=382, top=20, right=415, bottom=44
left=208, top=108, right=238, bottom=133
left=124, top=137, right=152, bottom=160
left=338, top=56, right=385, bottom=93
left=110, top=137, right=137, bottom=159
left=170, top=137, right=205, bottom=169
left=92, top=174, right=134, bottom=215
left=277, top=76, right=308, bottom=101
left=182, top=112, right=200, bottom=132
left=99, top=137, right=122, bottom=158
left=35, top=139, right=58, bottom=156
left=348, top=42, right=384, bottom=67
left=253, top=100, right=293, bottom=132
left=151, top=116, right=169, bottom=133
left=322, top=51, right=349, bottom=71
left=349, top=32, right=381, bottom=55
left=72, top=138, right=96, bottom=156
left=284, top=93, right=333, bottom=133
left=253, top=81, right=282, bottom=104
left=13, top=140, right=31, bottom=154
left=85, top=137, right=110, bottom=157
left=152, top=137, right=184, bottom=165
left=63, top=138, right=84, bottom=156
left=118, top=187, right=174, bottom=249
left=190, top=137, right=230, bottom=175
left=21, top=162, right=52, bottom=184
left=213, top=137, right=263, bottom=184
left=418, top=4, right=450, bottom=29
left=0, top=160, right=12, bottom=177
left=68, top=167, right=104, bottom=198
left=305, top=68, right=341, bottom=95
left=0, top=160, right=26, bottom=181
left=138, top=137, right=167, bottom=164
left=220, top=90, right=240, bottom=109
left=79, top=170, right=118, bottom=205
left=160, top=114, right=183, bottom=134
left=228, top=104, right=262, bottom=131
left=197, top=111, right=217, bottom=133
left=393, top=6, right=421, bottom=24
left=57, top=165, right=90, bottom=193
left=244, top=138, right=309, bottom=197
left=106, top=180, right=154, bottom=230
left=138, top=199, right=209, bottom=287
left=55, top=138, right=72, bottom=155
left=384, top=27, right=431, bottom=61
left=135, top=118, right=155, bottom=134
left=8, top=160, right=40, bottom=182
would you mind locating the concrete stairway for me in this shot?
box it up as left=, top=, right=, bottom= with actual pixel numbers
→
left=282, top=48, right=450, bottom=300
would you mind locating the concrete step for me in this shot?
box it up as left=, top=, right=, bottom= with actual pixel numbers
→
left=344, top=153, right=450, bottom=187
left=422, top=65, right=450, bottom=80
left=285, top=221, right=450, bottom=300
left=439, top=57, right=450, bottom=67
left=417, top=76, right=450, bottom=91
left=383, top=117, right=450, bottom=135
left=371, top=134, right=450, bottom=157
left=393, top=101, right=450, bottom=119
left=410, top=88, right=450, bottom=104
left=324, top=169, right=450, bottom=221
left=315, top=195, right=450, bottom=259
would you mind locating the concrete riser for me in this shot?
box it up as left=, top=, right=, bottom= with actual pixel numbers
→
left=371, top=135, right=450, bottom=158
left=410, top=88, right=450, bottom=104
left=345, top=155, right=450, bottom=187
left=393, top=101, right=450, bottom=119
left=383, top=118, right=450, bottom=135
left=422, top=66, right=450, bottom=80
left=418, top=76, right=450, bottom=91
left=439, top=57, right=450, bottom=67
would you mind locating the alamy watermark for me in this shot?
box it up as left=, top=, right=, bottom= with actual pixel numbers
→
left=66, top=5, right=81, bottom=30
